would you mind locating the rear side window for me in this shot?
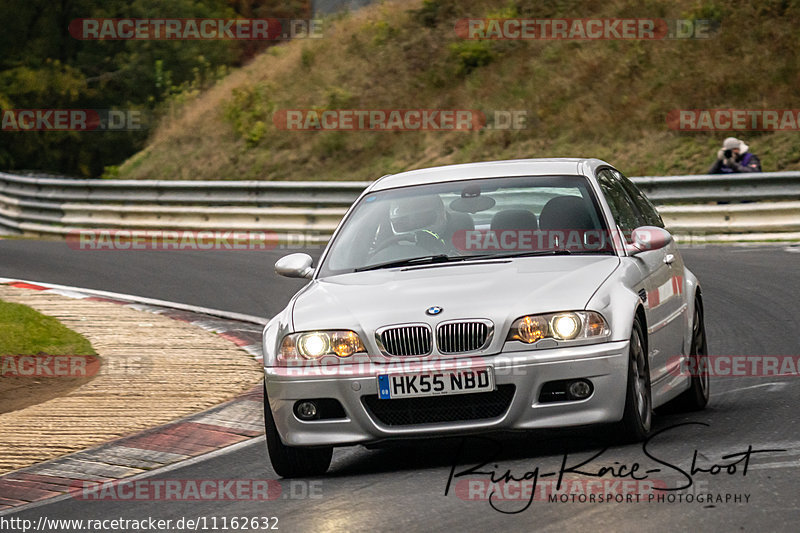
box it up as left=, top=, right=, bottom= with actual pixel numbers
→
left=614, top=170, right=665, bottom=228
left=596, top=169, right=643, bottom=243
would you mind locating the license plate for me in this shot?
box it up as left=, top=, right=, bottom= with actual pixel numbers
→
left=377, top=368, right=494, bottom=399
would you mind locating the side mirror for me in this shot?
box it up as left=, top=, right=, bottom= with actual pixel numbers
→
left=275, top=253, right=314, bottom=279
left=627, top=226, right=672, bottom=255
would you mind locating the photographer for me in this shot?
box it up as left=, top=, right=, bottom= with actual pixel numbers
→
left=708, top=137, right=762, bottom=173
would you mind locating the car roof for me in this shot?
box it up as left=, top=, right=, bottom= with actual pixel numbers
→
left=367, top=158, right=612, bottom=191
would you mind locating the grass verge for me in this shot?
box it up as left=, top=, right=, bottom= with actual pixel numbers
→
left=0, top=298, right=97, bottom=414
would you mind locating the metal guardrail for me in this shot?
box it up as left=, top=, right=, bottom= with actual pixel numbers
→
left=0, top=172, right=365, bottom=239
left=1, top=171, right=799, bottom=239
left=0, top=172, right=367, bottom=206
left=631, top=171, right=800, bottom=203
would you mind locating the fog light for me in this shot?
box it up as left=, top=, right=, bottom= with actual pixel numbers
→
left=567, top=380, right=593, bottom=400
left=295, top=401, right=318, bottom=420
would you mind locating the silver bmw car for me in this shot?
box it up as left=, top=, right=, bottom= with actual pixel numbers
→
left=262, top=158, right=709, bottom=477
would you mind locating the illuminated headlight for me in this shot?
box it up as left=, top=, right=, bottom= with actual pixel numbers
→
left=299, top=333, right=329, bottom=358
left=507, top=311, right=609, bottom=344
left=552, top=313, right=580, bottom=340
left=280, top=330, right=367, bottom=361
left=514, top=315, right=549, bottom=343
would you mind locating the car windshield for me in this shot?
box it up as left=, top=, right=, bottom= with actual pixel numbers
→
left=318, top=175, right=614, bottom=276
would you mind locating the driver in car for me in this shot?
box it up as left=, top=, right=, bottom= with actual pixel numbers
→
left=388, top=195, right=450, bottom=253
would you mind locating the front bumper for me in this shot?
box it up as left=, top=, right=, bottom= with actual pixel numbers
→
left=264, top=340, right=629, bottom=447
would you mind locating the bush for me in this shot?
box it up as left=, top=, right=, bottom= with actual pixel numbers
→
left=448, top=40, right=495, bottom=76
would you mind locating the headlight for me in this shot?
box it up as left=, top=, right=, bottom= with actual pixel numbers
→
left=280, top=330, right=367, bottom=361
left=298, top=333, right=329, bottom=358
left=515, top=315, right=549, bottom=343
left=507, top=311, right=609, bottom=344
left=552, top=313, right=580, bottom=340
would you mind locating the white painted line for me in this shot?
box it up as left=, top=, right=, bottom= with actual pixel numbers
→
left=44, top=288, right=92, bottom=299
left=748, top=459, right=800, bottom=470
left=0, top=277, right=269, bottom=325
left=713, top=382, right=788, bottom=395
left=729, top=246, right=787, bottom=252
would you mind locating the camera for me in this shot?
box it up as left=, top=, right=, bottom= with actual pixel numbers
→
left=723, top=149, right=733, bottom=159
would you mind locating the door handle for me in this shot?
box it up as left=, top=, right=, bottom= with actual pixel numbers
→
left=664, top=253, right=675, bottom=265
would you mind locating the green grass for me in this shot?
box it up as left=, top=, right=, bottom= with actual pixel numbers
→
left=0, top=299, right=95, bottom=356
left=115, top=0, right=800, bottom=181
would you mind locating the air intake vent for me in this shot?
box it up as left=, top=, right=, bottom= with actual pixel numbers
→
left=436, top=321, right=491, bottom=353
left=362, top=385, right=515, bottom=426
left=378, top=325, right=432, bottom=356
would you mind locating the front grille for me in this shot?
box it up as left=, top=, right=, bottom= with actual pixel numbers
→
left=378, top=325, right=432, bottom=356
left=362, top=385, right=515, bottom=426
left=437, top=321, right=491, bottom=353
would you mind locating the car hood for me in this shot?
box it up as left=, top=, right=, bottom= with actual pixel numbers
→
left=291, top=256, right=620, bottom=346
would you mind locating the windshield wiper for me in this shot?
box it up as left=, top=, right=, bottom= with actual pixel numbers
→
left=354, top=250, right=582, bottom=272
left=468, top=249, right=574, bottom=260
left=354, top=254, right=495, bottom=272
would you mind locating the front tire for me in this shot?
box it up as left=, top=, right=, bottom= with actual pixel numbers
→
left=667, top=297, right=710, bottom=411
left=617, top=317, right=652, bottom=442
left=263, top=383, right=332, bottom=478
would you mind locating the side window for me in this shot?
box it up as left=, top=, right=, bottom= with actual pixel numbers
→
left=596, top=169, right=644, bottom=244
left=614, top=170, right=665, bottom=228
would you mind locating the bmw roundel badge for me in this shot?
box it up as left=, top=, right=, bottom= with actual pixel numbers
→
left=426, top=306, right=443, bottom=316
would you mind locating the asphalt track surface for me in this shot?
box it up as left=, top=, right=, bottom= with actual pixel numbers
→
left=1, top=239, right=799, bottom=532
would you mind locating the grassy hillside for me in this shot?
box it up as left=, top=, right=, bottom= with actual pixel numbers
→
left=117, top=0, right=800, bottom=181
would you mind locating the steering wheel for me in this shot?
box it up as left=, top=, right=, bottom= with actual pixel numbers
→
left=370, top=233, right=417, bottom=255
left=414, top=229, right=451, bottom=254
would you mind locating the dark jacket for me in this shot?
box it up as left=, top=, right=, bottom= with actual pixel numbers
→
left=708, top=151, right=762, bottom=174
